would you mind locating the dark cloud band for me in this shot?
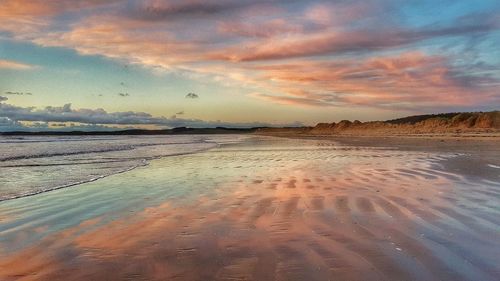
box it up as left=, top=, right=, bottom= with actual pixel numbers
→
left=0, top=102, right=301, bottom=130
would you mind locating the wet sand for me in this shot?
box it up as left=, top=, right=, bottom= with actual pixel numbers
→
left=0, top=136, right=499, bottom=280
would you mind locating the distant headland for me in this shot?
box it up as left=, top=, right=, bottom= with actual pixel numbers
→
left=1, top=111, right=499, bottom=137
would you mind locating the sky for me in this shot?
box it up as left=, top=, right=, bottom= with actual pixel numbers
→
left=0, top=0, right=499, bottom=131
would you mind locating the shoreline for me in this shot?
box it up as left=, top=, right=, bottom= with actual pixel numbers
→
left=0, top=144, right=220, bottom=203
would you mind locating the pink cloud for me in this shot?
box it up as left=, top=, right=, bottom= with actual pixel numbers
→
left=0, top=0, right=118, bottom=35
left=0, top=0, right=498, bottom=113
left=248, top=52, right=500, bottom=109
left=0, top=59, right=37, bottom=70
left=209, top=20, right=498, bottom=62
left=304, top=1, right=380, bottom=27
left=33, top=16, right=203, bottom=68
left=217, top=19, right=303, bottom=38
left=249, top=92, right=332, bottom=107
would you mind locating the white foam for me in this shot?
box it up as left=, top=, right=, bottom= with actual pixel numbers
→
left=0, top=135, right=240, bottom=201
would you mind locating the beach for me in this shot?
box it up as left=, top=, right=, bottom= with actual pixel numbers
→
left=0, top=134, right=499, bottom=280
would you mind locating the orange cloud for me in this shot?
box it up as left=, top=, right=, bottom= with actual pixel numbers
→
left=248, top=52, right=500, bottom=109
left=209, top=20, right=498, bottom=62
left=0, top=59, right=36, bottom=70
left=0, top=0, right=498, bottom=112
left=0, top=0, right=117, bottom=36
left=33, top=16, right=202, bottom=69
left=217, top=19, right=303, bottom=38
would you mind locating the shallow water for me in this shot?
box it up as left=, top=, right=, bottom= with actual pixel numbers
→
left=0, top=135, right=499, bottom=280
left=0, top=135, right=237, bottom=200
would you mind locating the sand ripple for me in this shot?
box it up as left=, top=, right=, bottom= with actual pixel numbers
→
left=0, top=137, right=499, bottom=280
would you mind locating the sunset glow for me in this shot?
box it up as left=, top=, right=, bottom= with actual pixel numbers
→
left=1, top=0, right=499, bottom=130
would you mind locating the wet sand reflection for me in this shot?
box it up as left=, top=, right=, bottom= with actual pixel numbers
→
left=2, top=164, right=500, bottom=280
left=1, top=139, right=499, bottom=280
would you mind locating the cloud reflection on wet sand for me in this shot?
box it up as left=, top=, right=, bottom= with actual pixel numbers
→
left=1, top=139, right=499, bottom=281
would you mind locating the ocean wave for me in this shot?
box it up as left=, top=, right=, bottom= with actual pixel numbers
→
left=0, top=136, right=226, bottom=201
left=0, top=141, right=210, bottom=162
left=0, top=160, right=149, bottom=202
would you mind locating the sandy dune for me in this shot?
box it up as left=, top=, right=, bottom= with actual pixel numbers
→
left=257, top=111, right=500, bottom=137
